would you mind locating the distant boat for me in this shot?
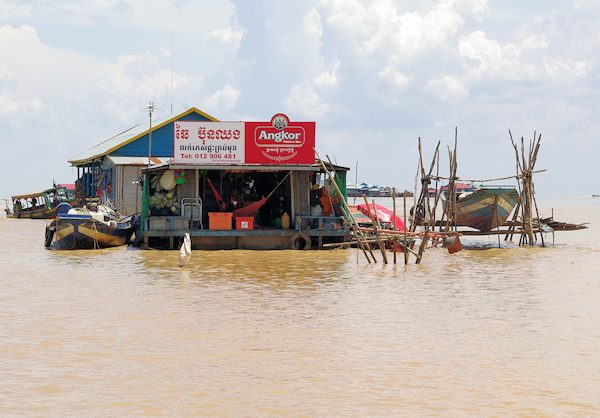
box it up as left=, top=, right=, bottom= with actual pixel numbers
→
left=5, top=186, right=75, bottom=219
left=451, top=186, right=520, bottom=231
left=593, top=195, right=600, bottom=198
left=45, top=203, right=134, bottom=250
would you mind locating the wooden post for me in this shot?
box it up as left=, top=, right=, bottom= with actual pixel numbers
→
left=403, top=190, right=409, bottom=265
left=392, top=188, right=397, bottom=230
left=494, top=195, right=501, bottom=248
left=315, top=150, right=375, bottom=263
left=364, top=195, right=388, bottom=264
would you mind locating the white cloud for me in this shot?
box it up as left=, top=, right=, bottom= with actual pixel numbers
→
left=319, top=0, right=470, bottom=61
left=0, top=93, right=42, bottom=115
left=284, top=82, right=330, bottom=118
left=378, top=66, right=412, bottom=90
left=458, top=30, right=590, bottom=82
left=302, top=7, right=323, bottom=38
left=521, top=34, right=549, bottom=50
left=313, top=60, right=340, bottom=89
left=202, top=84, right=239, bottom=113
left=0, top=0, right=32, bottom=22
left=427, top=75, right=468, bottom=102
left=455, top=0, right=489, bottom=21
left=207, top=27, right=244, bottom=49
left=0, top=64, right=12, bottom=80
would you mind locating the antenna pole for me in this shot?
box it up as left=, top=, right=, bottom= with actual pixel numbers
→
left=171, top=36, right=174, bottom=116
left=147, top=101, right=155, bottom=167
left=140, top=101, right=162, bottom=167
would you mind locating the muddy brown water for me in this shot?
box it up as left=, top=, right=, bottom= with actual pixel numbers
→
left=1, top=197, right=599, bottom=416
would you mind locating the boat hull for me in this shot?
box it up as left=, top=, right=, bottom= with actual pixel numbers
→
left=7, top=206, right=60, bottom=219
left=454, top=187, right=520, bottom=231
left=47, top=215, right=133, bottom=250
left=356, top=203, right=405, bottom=230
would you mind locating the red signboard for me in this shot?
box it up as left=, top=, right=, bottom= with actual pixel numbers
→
left=245, top=114, right=316, bottom=164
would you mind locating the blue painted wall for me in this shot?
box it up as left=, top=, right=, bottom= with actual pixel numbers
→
left=111, top=112, right=212, bottom=157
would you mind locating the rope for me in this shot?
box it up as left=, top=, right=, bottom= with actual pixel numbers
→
left=92, top=220, right=99, bottom=250
left=427, top=169, right=546, bottom=184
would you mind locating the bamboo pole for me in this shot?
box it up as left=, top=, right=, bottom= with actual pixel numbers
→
left=315, top=150, right=375, bottom=263
left=365, top=196, right=388, bottom=264
left=392, top=188, right=397, bottom=264
left=392, top=188, right=397, bottom=230
left=414, top=140, right=441, bottom=264
left=494, top=195, right=501, bottom=248
left=403, top=190, right=409, bottom=265
left=505, top=202, right=521, bottom=241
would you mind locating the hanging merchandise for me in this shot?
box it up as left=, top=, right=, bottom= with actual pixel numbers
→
left=326, top=177, right=340, bottom=199
left=175, top=170, right=186, bottom=185
left=159, top=170, right=176, bottom=190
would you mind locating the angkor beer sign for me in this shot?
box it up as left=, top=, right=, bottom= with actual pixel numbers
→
left=174, top=121, right=245, bottom=164
left=245, top=114, right=315, bottom=164
left=173, top=114, right=315, bottom=165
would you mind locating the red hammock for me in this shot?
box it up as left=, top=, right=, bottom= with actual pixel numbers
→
left=233, top=196, right=270, bottom=218
left=234, top=172, right=291, bottom=218
left=206, top=178, right=226, bottom=211
left=206, top=173, right=290, bottom=218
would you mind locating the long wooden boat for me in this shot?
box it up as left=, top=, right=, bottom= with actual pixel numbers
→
left=5, top=186, right=75, bottom=219
left=45, top=203, right=134, bottom=250
left=452, top=186, right=520, bottom=231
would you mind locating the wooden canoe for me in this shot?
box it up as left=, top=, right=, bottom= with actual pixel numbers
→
left=452, top=186, right=520, bottom=231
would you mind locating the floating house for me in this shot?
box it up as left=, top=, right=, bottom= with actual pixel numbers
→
left=347, top=182, right=410, bottom=197
left=69, top=108, right=349, bottom=250
left=69, top=108, right=217, bottom=215
left=428, top=182, right=477, bottom=197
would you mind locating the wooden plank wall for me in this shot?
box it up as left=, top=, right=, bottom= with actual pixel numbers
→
left=292, top=171, right=311, bottom=219
left=177, top=169, right=196, bottom=201
left=117, top=165, right=142, bottom=215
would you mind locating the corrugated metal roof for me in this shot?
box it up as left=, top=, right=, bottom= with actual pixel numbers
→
left=141, top=159, right=349, bottom=173
left=69, top=107, right=219, bottom=165
left=107, top=156, right=171, bottom=166
left=142, top=163, right=323, bottom=172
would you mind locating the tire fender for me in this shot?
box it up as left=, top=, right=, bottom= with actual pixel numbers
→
left=44, top=225, right=55, bottom=248
left=289, top=232, right=312, bottom=250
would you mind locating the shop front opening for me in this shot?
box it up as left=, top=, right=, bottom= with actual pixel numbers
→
left=200, top=170, right=292, bottom=229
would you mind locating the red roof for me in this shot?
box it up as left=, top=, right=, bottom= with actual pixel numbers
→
left=441, top=182, right=475, bottom=191
left=57, top=183, right=75, bottom=190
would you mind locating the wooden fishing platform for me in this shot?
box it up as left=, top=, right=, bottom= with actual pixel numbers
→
left=142, top=214, right=348, bottom=250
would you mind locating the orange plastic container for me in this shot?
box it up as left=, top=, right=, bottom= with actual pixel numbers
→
left=208, top=212, right=233, bottom=230
left=235, top=216, right=254, bottom=230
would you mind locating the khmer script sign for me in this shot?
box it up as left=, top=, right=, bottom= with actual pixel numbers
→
left=174, top=121, right=245, bottom=164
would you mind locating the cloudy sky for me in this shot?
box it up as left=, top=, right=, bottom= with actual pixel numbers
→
left=1, top=0, right=598, bottom=196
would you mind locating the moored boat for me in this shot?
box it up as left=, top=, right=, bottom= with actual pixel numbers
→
left=45, top=203, right=134, bottom=250
left=5, top=186, right=75, bottom=219
left=452, top=186, right=520, bottom=231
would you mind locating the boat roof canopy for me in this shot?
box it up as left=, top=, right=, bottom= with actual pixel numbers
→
left=11, top=187, right=64, bottom=200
